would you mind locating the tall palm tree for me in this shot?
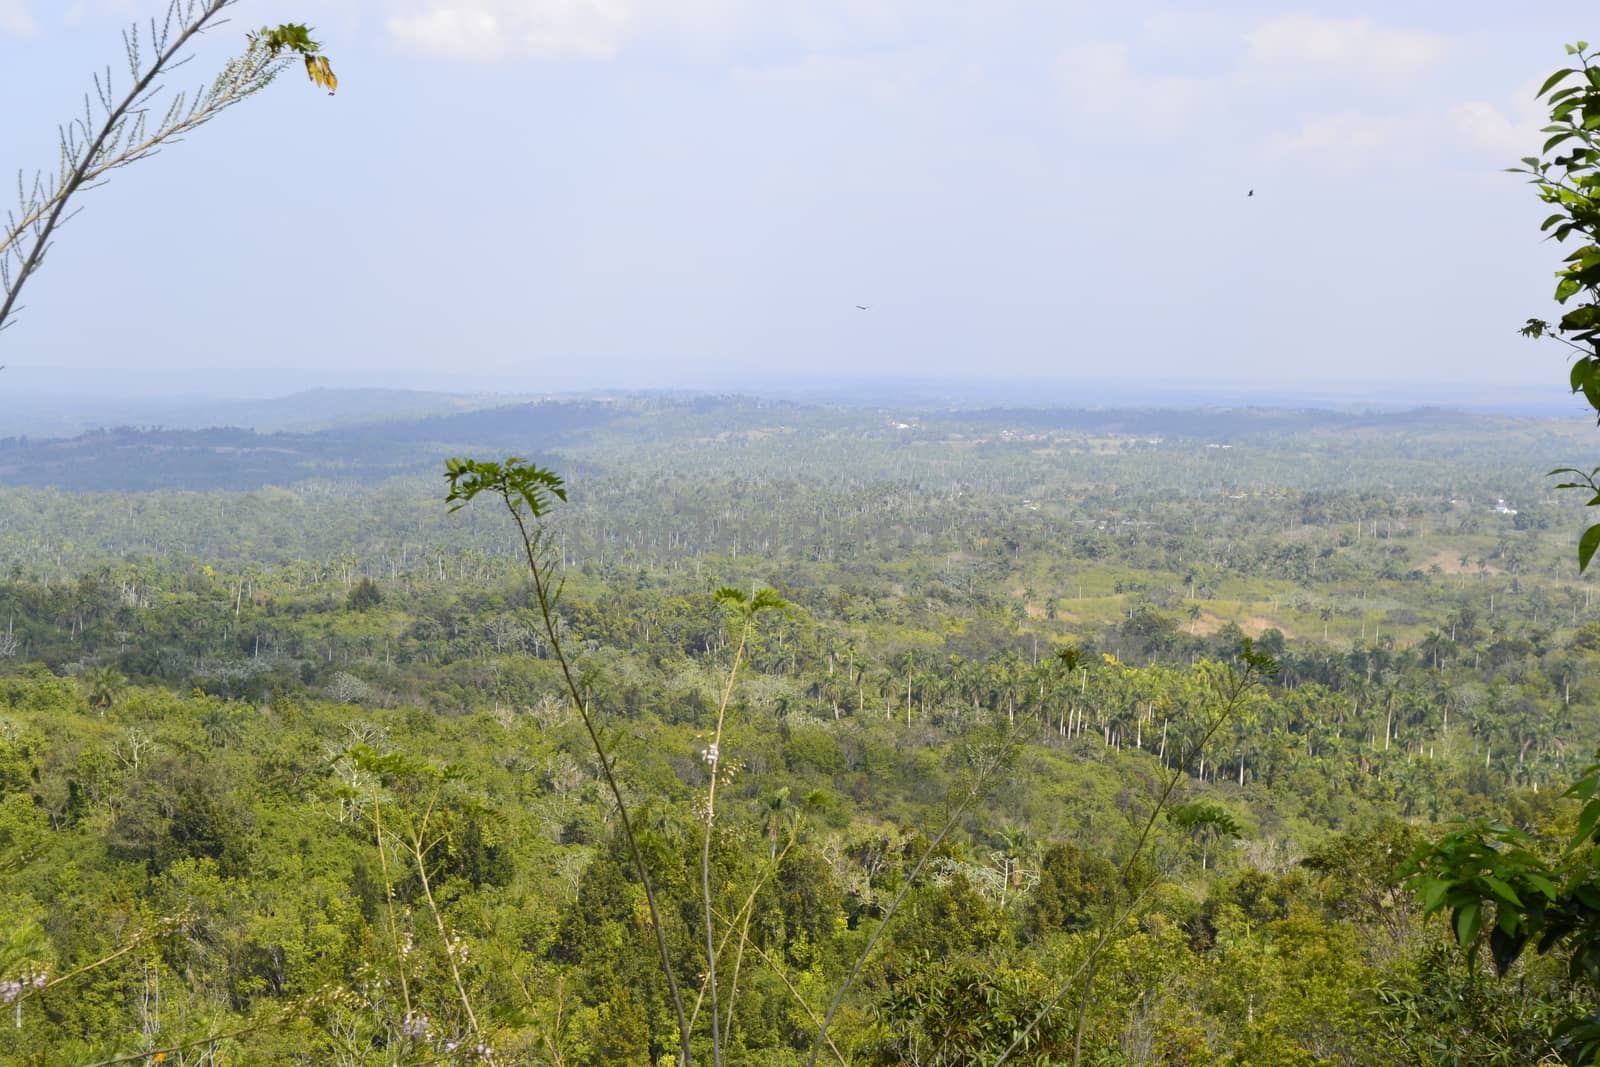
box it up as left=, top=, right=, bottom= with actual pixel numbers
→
left=81, top=666, right=126, bottom=712
left=1169, top=801, right=1242, bottom=871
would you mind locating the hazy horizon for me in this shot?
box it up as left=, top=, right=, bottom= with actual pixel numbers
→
left=1, top=364, right=1591, bottom=441
left=1, top=2, right=1587, bottom=393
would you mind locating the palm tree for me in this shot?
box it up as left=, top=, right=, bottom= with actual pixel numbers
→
left=762, top=787, right=795, bottom=860
left=81, top=666, right=126, bottom=712
left=1169, top=801, right=1242, bottom=870
left=201, top=703, right=244, bottom=749
left=1417, top=631, right=1457, bottom=672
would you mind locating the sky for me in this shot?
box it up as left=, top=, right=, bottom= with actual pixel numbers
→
left=0, top=1, right=1589, bottom=396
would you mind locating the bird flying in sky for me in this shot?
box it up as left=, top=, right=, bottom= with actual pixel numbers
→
left=855, top=304, right=871, bottom=310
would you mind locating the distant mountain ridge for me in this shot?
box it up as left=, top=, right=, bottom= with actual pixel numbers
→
left=0, top=399, right=628, bottom=491
left=0, top=393, right=1586, bottom=492
left=0, top=387, right=539, bottom=438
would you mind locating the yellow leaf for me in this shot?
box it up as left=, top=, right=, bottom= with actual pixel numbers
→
left=304, top=54, right=318, bottom=84
left=319, top=56, right=338, bottom=94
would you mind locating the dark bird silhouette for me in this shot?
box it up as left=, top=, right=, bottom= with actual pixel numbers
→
left=855, top=304, right=871, bottom=310
left=1247, top=190, right=1254, bottom=197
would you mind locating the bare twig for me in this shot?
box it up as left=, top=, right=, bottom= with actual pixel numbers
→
left=712, top=908, right=850, bottom=1067
left=369, top=779, right=413, bottom=1021
left=991, top=655, right=1269, bottom=1067
left=806, top=716, right=1035, bottom=1066
left=406, top=787, right=486, bottom=1053
left=700, top=604, right=761, bottom=1066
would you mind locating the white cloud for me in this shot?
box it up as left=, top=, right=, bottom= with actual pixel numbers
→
left=1058, top=40, right=1217, bottom=132
left=1265, top=110, right=1429, bottom=168
left=1266, top=92, right=1546, bottom=173
left=1057, top=13, right=1451, bottom=147
left=1245, top=14, right=1446, bottom=79
left=1450, top=101, right=1528, bottom=156
left=372, top=0, right=980, bottom=63
left=0, top=0, right=35, bottom=36
left=1449, top=81, right=1548, bottom=158
left=1061, top=14, right=1504, bottom=172
left=386, top=1, right=634, bottom=61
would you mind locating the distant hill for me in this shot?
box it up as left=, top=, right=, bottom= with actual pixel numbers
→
left=160, top=387, right=537, bottom=432
left=0, top=395, right=1585, bottom=492
left=0, top=387, right=539, bottom=438
left=0, top=399, right=628, bottom=491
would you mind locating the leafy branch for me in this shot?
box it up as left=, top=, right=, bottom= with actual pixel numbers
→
left=445, top=458, right=1101, bottom=1065
left=443, top=456, right=694, bottom=1066
left=1515, top=43, right=1600, bottom=569
left=1, top=1, right=337, bottom=336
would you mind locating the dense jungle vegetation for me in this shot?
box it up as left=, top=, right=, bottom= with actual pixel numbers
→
left=4, top=396, right=1600, bottom=1064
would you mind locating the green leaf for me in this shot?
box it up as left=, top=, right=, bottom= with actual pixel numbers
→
left=1541, top=68, right=1579, bottom=96
left=1573, top=798, right=1600, bottom=848
left=1582, top=373, right=1600, bottom=411
left=1455, top=900, right=1483, bottom=946
left=1482, top=875, right=1524, bottom=909
left=1523, top=871, right=1559, bottom=899
left=751, top=588, right=789, bottom=613
left=1562, top=306, right=1600, bottom=332
left=1489, top=925, right=1527, bottom=976
left=251, top=22, right=323, bottom=57
left=1546, top=132, right=1578, bottom=155
left=1419, top=878, right=1454, bottom=914
left=1579, top=524, right=1600, bottom=573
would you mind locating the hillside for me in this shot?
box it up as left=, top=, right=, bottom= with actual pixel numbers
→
left=0, top=394, right=1597, bottom=1063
